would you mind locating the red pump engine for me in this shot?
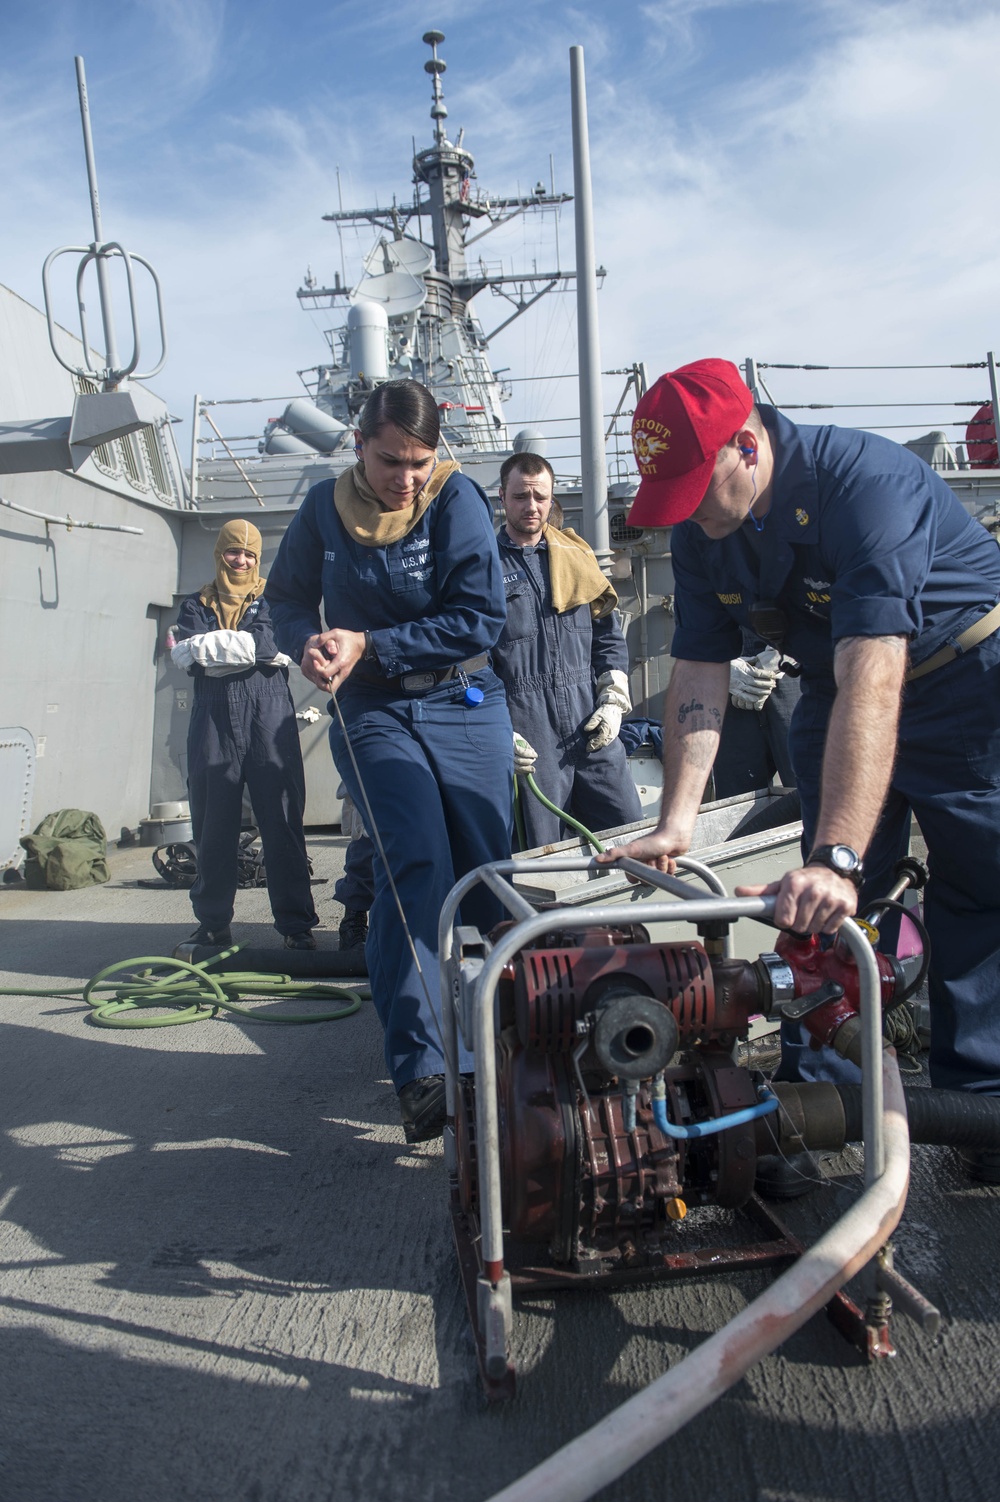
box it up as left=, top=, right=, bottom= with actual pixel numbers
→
left=453, top=915, right=921, bottom=1274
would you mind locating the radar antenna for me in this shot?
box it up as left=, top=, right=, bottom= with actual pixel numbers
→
left=41, top=56, right=167, bottom=390
left=422, top=30, right=448, bottom=146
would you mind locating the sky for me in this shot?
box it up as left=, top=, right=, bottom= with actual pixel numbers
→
left=1, top=0, right=998, bottom=466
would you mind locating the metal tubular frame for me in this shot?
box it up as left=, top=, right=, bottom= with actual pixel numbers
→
left=438, top=855, right=890, bottom=1393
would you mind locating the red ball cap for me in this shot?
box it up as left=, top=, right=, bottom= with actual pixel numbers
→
left=627, top=358, right=753, bottom=528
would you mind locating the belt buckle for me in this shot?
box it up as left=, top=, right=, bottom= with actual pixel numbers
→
left=401, top=671, right=436, bottom=692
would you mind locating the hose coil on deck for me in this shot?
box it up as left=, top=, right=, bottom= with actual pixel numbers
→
left=1, top=947, right=367, bottom=1029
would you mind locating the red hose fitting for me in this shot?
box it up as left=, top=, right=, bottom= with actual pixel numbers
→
left=774, top=931, right=898, bottom=1056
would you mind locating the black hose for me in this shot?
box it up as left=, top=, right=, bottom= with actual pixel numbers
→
left=182, top=944, right=367, bottom=977
left=836, top=1084, right=1000, bottom=1149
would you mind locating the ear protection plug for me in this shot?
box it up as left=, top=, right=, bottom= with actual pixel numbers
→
left=739, top=445, right=756, bottom=456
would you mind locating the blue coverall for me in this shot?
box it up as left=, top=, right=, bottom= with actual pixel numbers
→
left=265, top=471, right=513, bottom=1090
left=174, top=594, right=317, bottom=938
left=671, top=407, right=1000, bottom=1093
left=492, top=529, right=642, bottom=849
left=335, top=833, right=376, bottom=912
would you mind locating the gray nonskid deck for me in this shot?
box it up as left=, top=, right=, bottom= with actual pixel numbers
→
left=1, top=840, right=998, bottom=1502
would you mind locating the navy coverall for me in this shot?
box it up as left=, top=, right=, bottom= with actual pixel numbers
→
left=712, top=629, right=800, bottom=800
left=335, top=832, right=376, bottom=912
left=174, top=594, right=317, bottom=938
left=671, top=407, right=1000, bottom=1094
left=492, top=529, right=642, bottom=849
left=265, top=471, right=513, bottom=1091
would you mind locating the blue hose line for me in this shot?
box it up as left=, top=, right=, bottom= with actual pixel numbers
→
left=652, top=1088, right=779, bottom=1140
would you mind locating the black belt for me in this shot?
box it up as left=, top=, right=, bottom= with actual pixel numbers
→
left=383, top=653, right=491, bottom=694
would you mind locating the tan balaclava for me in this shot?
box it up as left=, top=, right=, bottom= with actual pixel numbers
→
left=199, top=519, right=265, bottom=629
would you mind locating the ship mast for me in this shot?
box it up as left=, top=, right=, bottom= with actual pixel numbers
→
left=301, top=32, right=580, bottom=337
left=412, top=30, right=473, bottom=282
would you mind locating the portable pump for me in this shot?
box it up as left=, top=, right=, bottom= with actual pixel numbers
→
left=453, top=902, right=925, bottom=1272
left=444, top=855, right=950, bottom=1397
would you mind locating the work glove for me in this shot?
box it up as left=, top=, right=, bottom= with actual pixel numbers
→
left=584, top=669, right=632, bottom=752
left=729, top=646, right=783, bottom=712
left=513, top=732, right=538, bottom=775
left=171, top=629, right=257, bottom=676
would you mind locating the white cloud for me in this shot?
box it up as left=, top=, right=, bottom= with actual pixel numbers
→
left=588, top=3, right=1000, bottom=430
left=1, top=2, right=997, bottom=456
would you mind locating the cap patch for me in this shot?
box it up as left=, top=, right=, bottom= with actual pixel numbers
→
left=632, top=425, right=670, bottom=471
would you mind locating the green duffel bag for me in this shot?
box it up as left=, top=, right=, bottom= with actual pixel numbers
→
left=20, top=808, right=110, bottom=891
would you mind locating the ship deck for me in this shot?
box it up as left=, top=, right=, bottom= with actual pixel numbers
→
left=1, top=836, right=997, bottom=1502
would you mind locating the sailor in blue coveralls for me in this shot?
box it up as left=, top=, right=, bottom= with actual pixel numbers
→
left=492, top=452, right=642, bottom=848
left=265, top=380, right=514, bottom=1144
left=600, top=359, right=1000, bottom=1177
left=171, top=519, right=318, bottom=950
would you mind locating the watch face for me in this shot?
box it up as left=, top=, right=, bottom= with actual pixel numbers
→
left=807, top=844, right=863, bottom=886
left=830, top=845, right=860, bottom=873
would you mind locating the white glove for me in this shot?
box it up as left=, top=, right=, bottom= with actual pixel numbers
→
left=171, top=630, right=257, bottom=676
left=584, top=669, right=632, bottom=752
left=513, top=732, right=538, bottom=775
left=260, top=652, right=293, bottom=669
left=729, top=646, right=783, bottom=711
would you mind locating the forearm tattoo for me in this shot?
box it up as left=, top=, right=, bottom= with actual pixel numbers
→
left=674, top=697, right=722, bottom=769
left=677, top=697, right=721, bottom=728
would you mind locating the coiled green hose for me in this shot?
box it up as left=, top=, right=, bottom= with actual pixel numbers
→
left=0, top=945, right=367, bottom=1029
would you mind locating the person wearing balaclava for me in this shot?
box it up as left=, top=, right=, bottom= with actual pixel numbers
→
left=170, top=519, right=318, bottom=949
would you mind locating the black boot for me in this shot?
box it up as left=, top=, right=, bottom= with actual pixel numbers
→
left=338, top=908, right=369, bottom=951
left=283, top=931, right=317, bottom=951
left=398, top=1075, right=447, bottom=1144
left=189, top=924, right=233, bottom=948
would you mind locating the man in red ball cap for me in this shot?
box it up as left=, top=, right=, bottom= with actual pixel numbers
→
left=598, top=357, right=1000, bottom=1128
left=628, top=357, right=761, bottom=533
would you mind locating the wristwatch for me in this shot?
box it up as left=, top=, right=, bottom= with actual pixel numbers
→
left=363, top=631, right=377, bottom=662
left=806, top=844, right=864, bottom=890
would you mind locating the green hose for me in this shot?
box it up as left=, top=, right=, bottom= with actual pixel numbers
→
left=520, top=772, right=606, bottom=855
left=0, top=945, right=368, bottom=1030
left=7, top=780, right=604, bottom=1027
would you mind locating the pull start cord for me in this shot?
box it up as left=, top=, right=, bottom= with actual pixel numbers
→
left=327, top=685, right=444, bottom=1049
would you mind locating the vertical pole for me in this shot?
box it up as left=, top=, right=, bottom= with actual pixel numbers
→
left=570, top=46, right=609, bottom=560
left=987, top=351, right=1000, bottom=467
left=189, top=395, right=201, bottom=509
left=74, top=56, right=121, bottom=385
left=744, top=357, right=761, bottom=402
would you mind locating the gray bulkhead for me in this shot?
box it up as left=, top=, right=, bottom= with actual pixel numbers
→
left=1, top=283, right=187, bottom=839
